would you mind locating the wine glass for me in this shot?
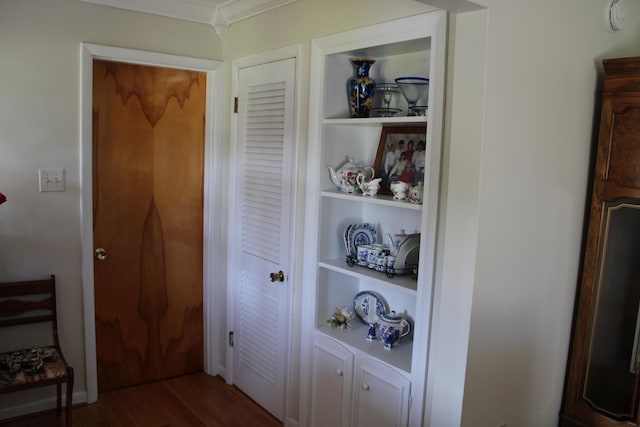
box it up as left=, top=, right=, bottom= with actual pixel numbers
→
left=377, top=83, right=398, bottom=109
left=395, top=77, right=429, bottom=116
left=373, top=83, right=401, bottom=117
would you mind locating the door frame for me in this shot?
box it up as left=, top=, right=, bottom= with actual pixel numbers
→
left=227, top=44, right=303, bottom=425
left=80, top=43, right=223, bottom=403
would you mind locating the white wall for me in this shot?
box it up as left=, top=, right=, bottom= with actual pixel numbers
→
left=456, top=1, right=640, bottom=426
left=0, top=0, right=222, bottom=415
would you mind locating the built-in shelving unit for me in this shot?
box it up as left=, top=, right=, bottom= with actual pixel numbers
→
left=301, top=11, right=447, bottom=427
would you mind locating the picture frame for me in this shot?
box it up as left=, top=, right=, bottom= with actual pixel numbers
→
left=373, top=125, right=427, bottom=194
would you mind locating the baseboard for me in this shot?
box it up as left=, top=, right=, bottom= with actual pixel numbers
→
left=0, top=391, right=87, bottom=421
left=215, top=363, right=227, bottom=381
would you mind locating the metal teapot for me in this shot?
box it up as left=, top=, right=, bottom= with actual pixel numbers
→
left=386, top=229, right=408, bottom=256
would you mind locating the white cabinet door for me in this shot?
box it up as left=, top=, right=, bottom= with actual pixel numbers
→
left=311, top=336, right=354, bottom=427
left=354, top=359, right=411, bottom=427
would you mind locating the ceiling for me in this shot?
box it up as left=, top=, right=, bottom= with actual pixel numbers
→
left=79, top=0, right=300, bottom=39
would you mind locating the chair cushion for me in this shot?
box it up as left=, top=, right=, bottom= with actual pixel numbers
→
left=0, top=346, right=68, bottom=389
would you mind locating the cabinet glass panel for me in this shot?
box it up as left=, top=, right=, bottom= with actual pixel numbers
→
left=583, top=199, right=640, bottom=419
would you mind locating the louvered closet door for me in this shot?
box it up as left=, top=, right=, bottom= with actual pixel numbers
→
left=231, top=58, right=296, bottom=421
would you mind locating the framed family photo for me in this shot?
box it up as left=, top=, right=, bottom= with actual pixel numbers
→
left=373, top=125, right=427, bottom=194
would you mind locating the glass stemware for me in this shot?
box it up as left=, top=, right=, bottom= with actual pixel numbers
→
left=395, top=77, right=429, bottom=116
left=376, top=83, right=399, bottom=109
left=372, top=83, right=401, bottom=117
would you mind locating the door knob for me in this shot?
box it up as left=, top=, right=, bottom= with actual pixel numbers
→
left=269, top=271, right=285, bottom=282
left=95, top=247, right=107, bottom=261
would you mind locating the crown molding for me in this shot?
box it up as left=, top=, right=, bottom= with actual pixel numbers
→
left=415, top=0, right=484, bottom=13
left=212, top=0, right=299, bottom=39
left=79, top=0, right=300, bottom=39
left=216, top=0, right=298, bottom=24
left=79, top=0, right=215, bottom=24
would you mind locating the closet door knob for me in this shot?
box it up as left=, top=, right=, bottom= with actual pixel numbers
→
left=361, top=382, right=370, bottom=391
left=269, top=271, right=285, bottom=282
left=336, top=368, right=343, bottom=377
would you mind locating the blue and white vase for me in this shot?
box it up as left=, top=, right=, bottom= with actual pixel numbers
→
left=347, top=58, right=376, bottom=118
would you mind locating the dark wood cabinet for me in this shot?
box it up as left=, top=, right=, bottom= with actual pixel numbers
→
left=561, top=57, right=640, bottom=426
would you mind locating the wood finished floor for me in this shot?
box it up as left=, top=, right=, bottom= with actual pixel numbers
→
left=0, top=373, right=281, bottom=427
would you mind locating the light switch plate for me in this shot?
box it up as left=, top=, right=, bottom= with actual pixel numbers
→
left=39, top=168, right=65, bottom=192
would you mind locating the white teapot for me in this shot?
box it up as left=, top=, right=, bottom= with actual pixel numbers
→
left=390, top=181, right=410, bottom=200
left=327, top=156, right=374, bottom=193
left=357, top=173, right=382, bottom=197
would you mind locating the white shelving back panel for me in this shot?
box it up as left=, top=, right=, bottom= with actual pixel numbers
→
left=317, top=268, right=358, bottom=328
left=322, top=124, right=382, bottom=192
left=319, top=197, right=365, bottom=259
left=318, top=196, right=422, bottom=261
left=361, top=202, right=422, bottom=240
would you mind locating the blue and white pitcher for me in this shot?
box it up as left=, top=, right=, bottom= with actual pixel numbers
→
left=379, top=312, right=411, bottom=350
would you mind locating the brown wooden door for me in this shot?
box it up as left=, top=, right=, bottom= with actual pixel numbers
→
left=92, top=59, right=205, bottom=392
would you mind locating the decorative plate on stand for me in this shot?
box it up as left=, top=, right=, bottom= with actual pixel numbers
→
left=353, top=290, right=388, bottom=325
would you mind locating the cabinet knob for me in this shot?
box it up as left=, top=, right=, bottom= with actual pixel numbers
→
left=336, top=368, right=343, bottom=377
left=361, top=382, right=370, bottom=391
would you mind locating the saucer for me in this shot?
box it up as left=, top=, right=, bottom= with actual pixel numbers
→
left=409, top=105, right=428, bottom=116
left=372, top=108, right=401, bottom=118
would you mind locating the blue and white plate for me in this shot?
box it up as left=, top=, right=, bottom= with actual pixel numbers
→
left=343, top=224, right=353, bottom=254
left=347, top=223, right=377, bottom=256
left=353, top=290, right=388, bottom=325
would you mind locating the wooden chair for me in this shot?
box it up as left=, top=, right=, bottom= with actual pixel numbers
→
left=0, top=275, right=74, bottom=426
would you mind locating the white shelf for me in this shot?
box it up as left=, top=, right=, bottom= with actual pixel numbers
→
left=321, top=190, right=423, bottom=210
left=325, top=115, right=428, bottom=125
left=316, top=323, right=412, bottom=374
left=319, top=259, right=418, bottom=295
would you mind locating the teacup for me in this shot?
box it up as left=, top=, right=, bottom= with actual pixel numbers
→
left=357, top=245, right=370, bottom=266
left=367, top=245, right=383, bottom=268
left=408, top=182, right=424, bottom=204
left=390, top=181, right=410, bottom=200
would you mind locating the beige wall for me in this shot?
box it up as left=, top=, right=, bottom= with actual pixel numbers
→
left=0, top=0, right=222, bottom=413
left=3, top=0, right=640, bottom=425
left=453, top=1, right=640, bottom=426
